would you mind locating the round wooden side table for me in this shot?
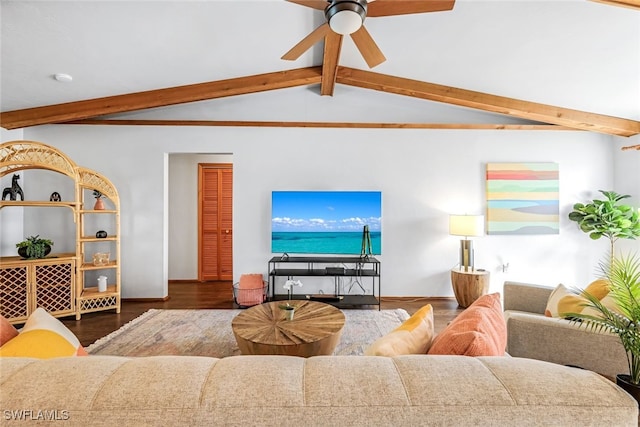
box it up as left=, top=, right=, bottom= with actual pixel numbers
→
left=231, top=300, right=345, bottom=357
left=450, top=268, right=490, bottom=308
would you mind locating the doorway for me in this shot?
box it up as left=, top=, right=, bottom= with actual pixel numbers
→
left=198, top=163, right=233, bottom=281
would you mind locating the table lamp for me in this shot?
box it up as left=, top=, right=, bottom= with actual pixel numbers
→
left=449, top=214, right=484, bottom=272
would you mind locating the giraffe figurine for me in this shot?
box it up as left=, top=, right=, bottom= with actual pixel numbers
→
left=2, top=174, right=24, bottom=201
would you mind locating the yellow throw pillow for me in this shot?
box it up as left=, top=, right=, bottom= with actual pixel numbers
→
left=545, top=279, right=617, bottom=319
left=0, top=308, right=87, bottom=358
left=583, top=279, right=610, bottom=300
left=580, top=279, right=619, bottom=317
left=545, top=283, right=586, bottom=317
left=365, top=304, right=435, bottom=356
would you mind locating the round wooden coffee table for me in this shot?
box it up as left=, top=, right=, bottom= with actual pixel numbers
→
left=231, top=300, right=345, bottom=357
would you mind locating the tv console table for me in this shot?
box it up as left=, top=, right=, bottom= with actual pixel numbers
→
left=268, top=256, right=380, bottom=310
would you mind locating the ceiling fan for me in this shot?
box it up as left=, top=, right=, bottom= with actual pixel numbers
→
left=282, top=0, right=456, bottom=68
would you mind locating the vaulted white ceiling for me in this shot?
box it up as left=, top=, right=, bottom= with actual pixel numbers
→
left=1, top=0, right=639, bottom=130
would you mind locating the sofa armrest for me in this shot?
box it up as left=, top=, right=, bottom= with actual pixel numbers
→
left=504, top=310, right=628, bottom=380
left=503, top=281, right=554, bottom=315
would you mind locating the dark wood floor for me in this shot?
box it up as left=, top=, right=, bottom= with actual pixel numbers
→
left=61, top=281, right=464, bottom=347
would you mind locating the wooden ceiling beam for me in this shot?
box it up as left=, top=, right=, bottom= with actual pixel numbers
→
left=2, top=65, right=638, bottom=137
left=589, top=0, right=640, bottom=10
left=64, top=119, right=572, bottom=131
left=0, top=67, right=323, bottom=130
left=336, top=67, right=640, bottom=137
left=320, top=33, right=343, bottom=96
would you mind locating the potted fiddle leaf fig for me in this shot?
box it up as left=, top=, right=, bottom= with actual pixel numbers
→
left=16, top=235, right=53, bottom=259
left=568, top=190, right=640, bottom=266
left=565, top=253, right=640, bottom=400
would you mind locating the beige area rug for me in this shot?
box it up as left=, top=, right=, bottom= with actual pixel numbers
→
left=87, top=308, right=410, bottom=357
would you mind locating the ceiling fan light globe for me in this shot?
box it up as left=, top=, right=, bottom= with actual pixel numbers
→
left=325, top=0, right=367, bottom=35
left=329, top=10, right=363, bottom=35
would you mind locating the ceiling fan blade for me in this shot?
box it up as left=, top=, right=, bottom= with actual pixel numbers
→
left=368, top=0, right=455, bottom=17
left=285, top=0, right=329, bottom=10
left=282, top=23, right=331, bottom=61
left=350, top=26, right=386, bottom=68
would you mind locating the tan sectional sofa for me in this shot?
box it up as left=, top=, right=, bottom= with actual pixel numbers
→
left=1, top=354, right=637, bottom=426
left=503, top=281, right=628, bottom=380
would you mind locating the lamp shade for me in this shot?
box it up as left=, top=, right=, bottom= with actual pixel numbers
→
left=449, top=215, right=484, bottom=237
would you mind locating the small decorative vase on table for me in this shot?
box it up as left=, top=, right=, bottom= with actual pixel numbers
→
left=279, top=303, right=296, bottom=321
left=284, top=306, right=295, bottom=321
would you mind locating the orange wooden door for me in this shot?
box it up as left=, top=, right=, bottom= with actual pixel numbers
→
left=198, top=163, right=233, bottom=281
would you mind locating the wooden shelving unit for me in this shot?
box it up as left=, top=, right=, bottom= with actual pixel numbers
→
left=0, top=254, right=76, bottom=323
left=0, top=140, right=121, bottom=322
left=75, top=166, right=121, bottom=319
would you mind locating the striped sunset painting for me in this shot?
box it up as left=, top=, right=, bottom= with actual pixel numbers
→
left=486, top=163, right=559, bottom=235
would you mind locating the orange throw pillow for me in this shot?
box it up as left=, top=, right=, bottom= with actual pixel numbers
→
left=427, top=293, right=506, bottom=356
left=0, top=315, right=19, bottom=347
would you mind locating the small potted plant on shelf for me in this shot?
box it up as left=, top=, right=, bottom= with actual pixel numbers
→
left=565, top=253, right=640, bottom=402
left=93, top=189, right=105, bottom=210
left=16, top=235, right=54, bottom=259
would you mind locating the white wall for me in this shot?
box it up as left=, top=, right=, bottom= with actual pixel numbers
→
left=614, top=135, right=640, bottom=205
left=14, top=124, right=634, bottom=299
left=614, top=134, right=640, bottom=256
left=168, top=153, right=233, bottom=279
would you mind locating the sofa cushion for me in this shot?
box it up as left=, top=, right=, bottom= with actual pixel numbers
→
left=427, top=293, right=506, bottom=356
left=0, top=308, right=87, bottom=359
left=3, top=354, right=636, bottom=426
left=364, top=304, right=435, bottom=356
left=0, top=315, right=19, bottom=347
left=545, top=280, right=618, bottom=319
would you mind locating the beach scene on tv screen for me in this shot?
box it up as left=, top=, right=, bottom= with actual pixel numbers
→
left=271, top=191, right=382, bottom=255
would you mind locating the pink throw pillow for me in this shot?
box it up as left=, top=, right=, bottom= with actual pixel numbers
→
left=237, top=274, right=265, bottom=306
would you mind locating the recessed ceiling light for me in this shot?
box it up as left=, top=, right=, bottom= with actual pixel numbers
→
left=53, top=73, right=73, bottom=83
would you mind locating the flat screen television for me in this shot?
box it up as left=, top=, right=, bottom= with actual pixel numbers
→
left=271, top=191, right=382, bottom=255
